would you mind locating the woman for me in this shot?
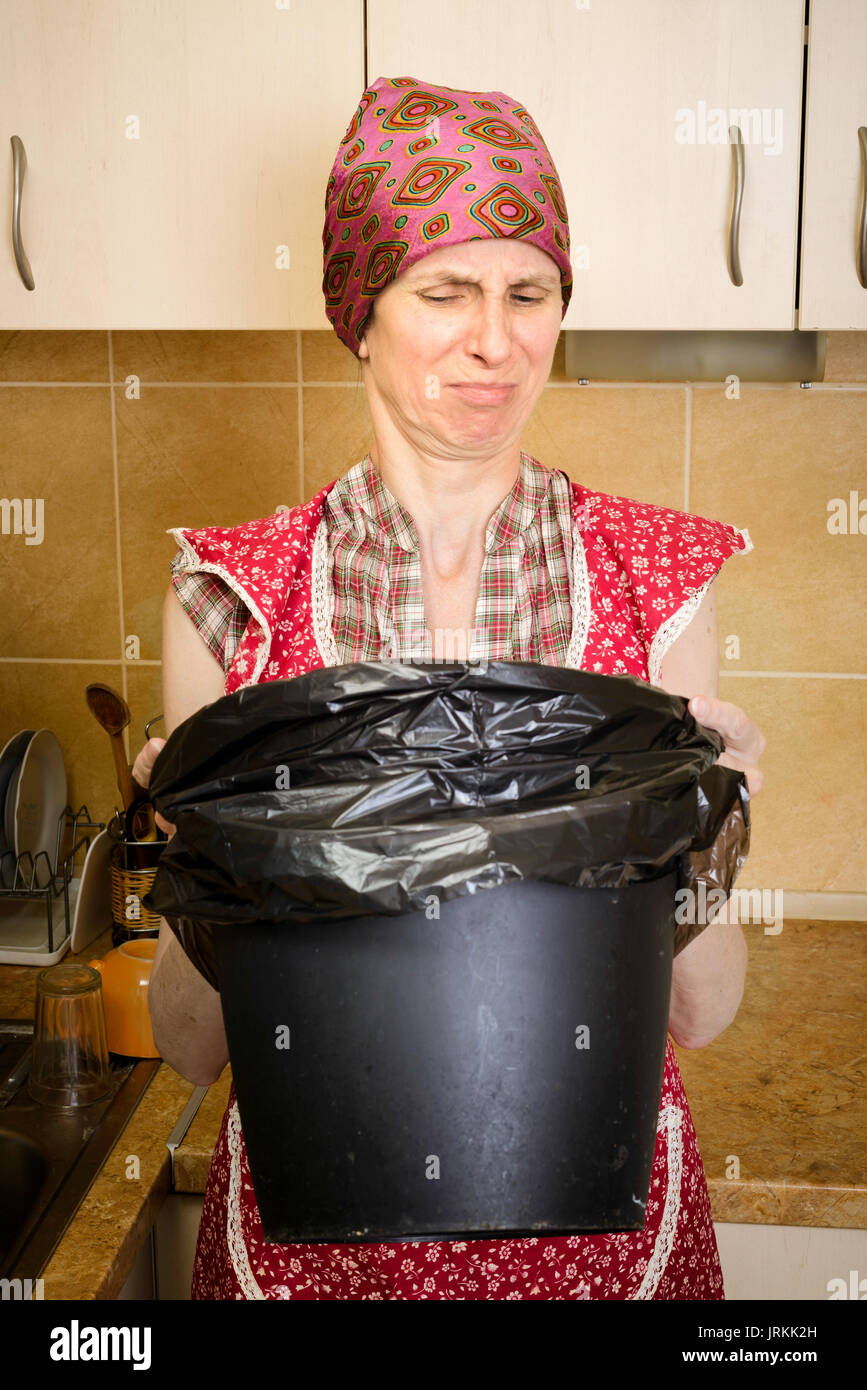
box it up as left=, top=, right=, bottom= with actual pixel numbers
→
left=138, top=75, right=766, bottom=1300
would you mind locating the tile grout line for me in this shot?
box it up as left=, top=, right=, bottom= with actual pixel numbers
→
left=1, top=379, right=867, bottom=390
left=718, top=670, right=867, bottom=678
left=106, top=329, right=130, bottom=762
left=296, top=331, right=304, bottom=501
left=684, top=384, right=692, bottom=514
left=0, top=658, right=164, bottom=665
left=0, top=656, right=864, bottom=678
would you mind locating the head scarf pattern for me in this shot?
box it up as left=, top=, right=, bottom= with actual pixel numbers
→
left=322, top=75, right=573, bottom=356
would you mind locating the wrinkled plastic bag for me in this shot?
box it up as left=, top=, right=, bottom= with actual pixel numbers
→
left=142, top=660, right=750, bottom=986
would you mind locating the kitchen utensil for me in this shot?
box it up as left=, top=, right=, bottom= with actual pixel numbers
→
left=84, top=684, right=156, bottom=843
left=84, top=683, right=134, bottom=804
left=28, top=963, right=111, bottom=1108
left=124, top=798, right=163, bottom=855
left=118, top=797, right=164, bottom=876
left=88, top=938, right=159, bottom=1057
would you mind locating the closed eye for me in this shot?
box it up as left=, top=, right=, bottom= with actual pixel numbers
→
left=422, top=293, right=544, bottom=305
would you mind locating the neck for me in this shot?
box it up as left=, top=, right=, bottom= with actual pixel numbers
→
left=370, top=446, right=522, bottom=570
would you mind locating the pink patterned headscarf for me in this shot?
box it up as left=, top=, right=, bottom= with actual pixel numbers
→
left=322, top=75, right=573, bottom=357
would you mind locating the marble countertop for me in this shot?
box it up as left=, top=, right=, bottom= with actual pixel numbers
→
left=678, top=918, right=865, bottom=1228
left=0, top=915, right=863, bottom=1299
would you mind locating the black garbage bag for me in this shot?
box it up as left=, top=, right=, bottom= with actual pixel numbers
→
left=142, top=660, right=750, bottom=1244
left=143, top=659, right=749, bottom=984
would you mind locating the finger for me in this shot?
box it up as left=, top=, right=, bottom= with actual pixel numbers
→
left=740, top=766, right=763, bottom=796
left=131, top=736, right=167, bottom=787
left=689, top=697, right=764, bottom=761
left=718, top=752, right=764, bottom=796
left=154, top=810, right=177, bottom=839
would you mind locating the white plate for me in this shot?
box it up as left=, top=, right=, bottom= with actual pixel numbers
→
left=0, top=730, right=35, bottom=884
left=10, top=728, right=67, bottom=890
left=69, top=827, right=113, bottom=952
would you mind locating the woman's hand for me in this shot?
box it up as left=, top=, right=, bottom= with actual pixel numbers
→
left=688, top=696, right=766, bottom=797
left=132, top=736, right=176, bottom=838
left=664, top=694, right=762, bottom=1049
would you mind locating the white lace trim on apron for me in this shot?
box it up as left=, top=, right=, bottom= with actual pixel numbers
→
left=629, top=1103, right=684, bottom=1299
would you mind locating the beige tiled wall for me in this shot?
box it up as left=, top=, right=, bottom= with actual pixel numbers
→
left=1, top=330, right=865, bottom=898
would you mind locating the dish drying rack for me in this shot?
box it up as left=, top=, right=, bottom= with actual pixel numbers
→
left=0, top=713, right=165, bottom=962
left=0, top=803, right=106, bottom=956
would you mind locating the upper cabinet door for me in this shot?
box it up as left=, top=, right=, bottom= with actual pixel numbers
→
left=368, top=0, right=804, bottom=330
left=799, top=0, right=867, bottom=329
left=0, top=0, right=362, bottom=329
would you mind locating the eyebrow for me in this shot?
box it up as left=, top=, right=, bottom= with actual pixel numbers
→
left=413, top=268, right=559, bottom=290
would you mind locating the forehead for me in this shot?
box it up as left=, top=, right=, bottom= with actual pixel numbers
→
left=404, top=239, right=559, bottom=283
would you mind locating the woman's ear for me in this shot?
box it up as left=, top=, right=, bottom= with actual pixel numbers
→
left=357, top=301, right=376, bottom=360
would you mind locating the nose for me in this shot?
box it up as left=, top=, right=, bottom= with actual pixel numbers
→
left=463, top=294, right=514, bottom=364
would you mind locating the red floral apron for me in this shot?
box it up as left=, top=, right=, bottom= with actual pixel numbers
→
left=168, top=473, right=751, bottom=1300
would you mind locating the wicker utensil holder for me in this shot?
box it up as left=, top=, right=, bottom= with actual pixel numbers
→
left=109, top=840, right=163, bottom=941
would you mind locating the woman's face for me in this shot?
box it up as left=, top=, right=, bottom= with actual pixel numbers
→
left=357, top=238, right=563, bottom=459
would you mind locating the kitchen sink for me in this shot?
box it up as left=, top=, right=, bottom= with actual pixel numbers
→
left=0, top=1130, right=48, bottom=1257
left=0, top=1020, right=160, bottom=1281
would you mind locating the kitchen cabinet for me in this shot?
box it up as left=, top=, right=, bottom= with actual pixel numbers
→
left=715, top=1222, right=867, bottom=1301
left=117, top=1204, right=867, bottom=1300
left=0, top=0, right=362, bottom=328
left=367, top=0, right=805, bottom=329
left=4, top=1, right=864, bottom=331
left=105, top=1194, right=200, bottom=1299
left=799, top=0, right=867, bottom=329
left=151, top=1194, right=202, bottom=1300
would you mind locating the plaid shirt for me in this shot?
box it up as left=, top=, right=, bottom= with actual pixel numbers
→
left=170, top=452, right=575, bottom=671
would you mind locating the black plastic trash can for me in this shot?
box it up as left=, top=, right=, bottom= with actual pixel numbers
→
left=213, top=875, right=675, bottom=1242
left=144, top=660, right=749, bottom=1244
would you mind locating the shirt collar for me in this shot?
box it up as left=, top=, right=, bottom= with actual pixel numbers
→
left=337, top=452, right=552, bottom=554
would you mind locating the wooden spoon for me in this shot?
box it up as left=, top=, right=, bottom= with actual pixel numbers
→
left=85, top=683, right=157, bottom=842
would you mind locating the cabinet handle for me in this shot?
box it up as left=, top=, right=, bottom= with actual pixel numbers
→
left=11, top=135, right=35, bottom=291
left=727, top=125, right=744, bottom=287
left=858, top=126, right=867, bottom=289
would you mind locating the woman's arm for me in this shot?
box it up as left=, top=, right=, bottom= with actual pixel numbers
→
left=656, top=581, right=758, bottom=1049
left=143, top=584, right=231, bottom=1085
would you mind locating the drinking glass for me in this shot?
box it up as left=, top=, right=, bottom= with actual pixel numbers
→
left=28, top=963, right=111, bottom=1107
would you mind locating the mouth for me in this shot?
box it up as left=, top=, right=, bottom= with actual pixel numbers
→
left=448, top=383, right=516, bottom=405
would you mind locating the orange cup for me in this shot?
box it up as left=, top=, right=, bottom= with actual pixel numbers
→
left=89, top=938, right=160, bottom=1058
